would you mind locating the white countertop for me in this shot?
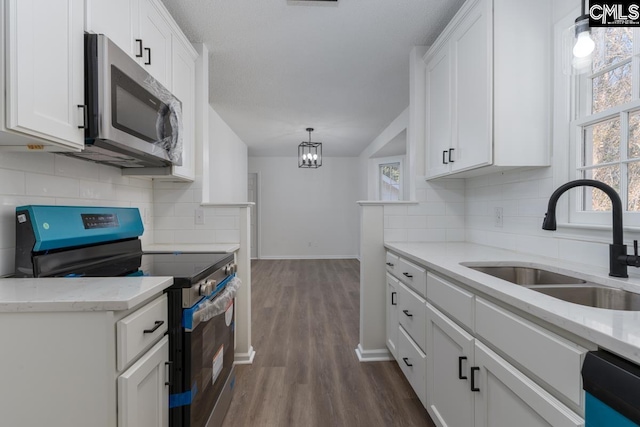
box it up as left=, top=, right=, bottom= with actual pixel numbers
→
left=143, top=243, right=239, bottom=253
left=0, top=276, right=173, bottom=312
left=385, top=242, right=640, bottom=364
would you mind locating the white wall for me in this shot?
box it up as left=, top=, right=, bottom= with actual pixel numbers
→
left=248, top=156, right=359, bottom=259
left=0, top=153, right=154, bottom=276
left=153, top=105, right=247, bottom=244
left=208, top=108, right=248, bottom=203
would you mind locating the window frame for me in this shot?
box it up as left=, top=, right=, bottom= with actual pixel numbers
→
left=567, top=25, right=640, bottom=228
left=378, top=161, right=402, bottom=201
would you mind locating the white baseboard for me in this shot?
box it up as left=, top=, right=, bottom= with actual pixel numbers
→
left=258, top=255, right=359, bottom=260
left=355, top=343, right=393, bottom=362
left=234, top=346, right=256, bottom=365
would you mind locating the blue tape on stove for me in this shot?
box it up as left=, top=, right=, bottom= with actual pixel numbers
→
left=182, top=273, right=236, bottom=329
left=169, top=381, right=198, bottom=408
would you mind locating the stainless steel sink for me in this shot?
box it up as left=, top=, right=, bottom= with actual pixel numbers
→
left=461, top=263, right=640, bottom=311
left=464, top=265, right=586, bottom=286
left=534, top=286, right=640, bottom=311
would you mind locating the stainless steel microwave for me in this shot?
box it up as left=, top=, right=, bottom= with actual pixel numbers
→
left=64, top=34, right=182, bottom=168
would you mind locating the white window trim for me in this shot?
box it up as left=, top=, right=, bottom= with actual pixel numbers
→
left=372, top=156, right=404, bottom=201
left=554, top=8, right=640, bottom=236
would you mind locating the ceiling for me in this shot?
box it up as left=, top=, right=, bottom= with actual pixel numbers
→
left=160, top=0, right=465, bottom=157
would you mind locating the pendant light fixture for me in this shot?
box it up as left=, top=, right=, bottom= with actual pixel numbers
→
left=562, top=0, right=595, bottom=75
left=298, top=128, right=322, bottom=168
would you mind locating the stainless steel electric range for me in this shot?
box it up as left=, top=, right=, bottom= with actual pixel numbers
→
left=14, top=205, right=238, bottom=427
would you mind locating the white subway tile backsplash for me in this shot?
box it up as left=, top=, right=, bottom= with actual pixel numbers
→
left=0, top=219, right=15, bottom=249
left=446, top=228, right=465, bottom=242
left=215, top=229, right=240, bottom=243
left=407, top=229, right=446, bottom=242
left=175, top=229, right=217, bottom=244
left=26, top=173, right=79, bottom=198
left=155, top=216, right=195, bottom=230
left=54, top=155, right=95, bottom=180
left=212, top=216, right=238, bottom=230
left=405, top=215, right=427, bottom=229
left=154, top=230, right=174, bottom=244
left=384, top=205, right=408, bottom=216
left=0, top=169, right=25, bottom=195
left=387, top=216, right=407, bottom=229
left=154, top=189, right=196, bottom=204
left=80, top=181, right=116, bottom=200
left=0, top=153, right=54, bottom=175
left=384, top=229, right=408, bottom=242
left=154, top=203, right=175, bottom=218
left=408, top=202, right=446, bottom=216
left=0, top=247, right=14, bottom=276
left=516, top=235, right=559, bottom=259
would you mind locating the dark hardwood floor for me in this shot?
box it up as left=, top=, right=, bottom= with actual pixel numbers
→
left=222, top=259, right=436, bottom=427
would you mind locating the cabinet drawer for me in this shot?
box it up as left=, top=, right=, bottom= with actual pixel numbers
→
left=475, top=298, right=587, bottom=408
left=397, top=281, right=426, bottom=352
left=427, top=273, right=474, bottom=330
left=398, top=326, right=427, bottom=408
left=117, top=294, right=168, bottom=371
left=397, top=257, right=427, bottom=297
left=386, top=252, right=399, bottom=276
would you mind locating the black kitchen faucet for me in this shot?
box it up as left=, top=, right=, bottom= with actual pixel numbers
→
left=542, top=179, right=640, bottom=278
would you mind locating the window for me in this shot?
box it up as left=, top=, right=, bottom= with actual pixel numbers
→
left=571, top=27, right=640, bottom=226
left=379, top=162, right=401, bottom=201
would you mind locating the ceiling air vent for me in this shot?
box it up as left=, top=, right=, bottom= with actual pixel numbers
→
left=288, top=0, right=338, bottom=5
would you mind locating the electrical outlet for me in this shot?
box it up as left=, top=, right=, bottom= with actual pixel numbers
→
left=494, top=207, right=503, bottom=228
left=195, top=208, right=205, bottom=225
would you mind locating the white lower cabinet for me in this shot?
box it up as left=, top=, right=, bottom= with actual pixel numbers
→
left=426, top=303, right=584, bottom=427
left=118, top=336, right=169, bottom=427
left=0, top=293, right=169, bottom=427
left=426, top=302, right=474, bottom=427
left=397, top=326, right=427, bottom=408
left=474, top=341, right=584, bottom=427
left=386, top=273, right=399, bottom=358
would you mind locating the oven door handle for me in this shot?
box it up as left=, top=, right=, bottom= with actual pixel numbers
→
left=188, top=276, right=240, bottom=330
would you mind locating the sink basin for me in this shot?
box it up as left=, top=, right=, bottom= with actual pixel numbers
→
left=534, top=286, right=640, bottom=311
left=464, top=265, right=586, bottom=286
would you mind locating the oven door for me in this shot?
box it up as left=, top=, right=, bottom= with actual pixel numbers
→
left=184, top=298, right=235, bottom=427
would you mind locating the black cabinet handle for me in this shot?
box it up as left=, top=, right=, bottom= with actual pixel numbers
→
left=386, top=262, right=394, bottom=267
left=458, top=356, right=467, bottom=379
left=77, top=105, right=87, bottom=129
left=144, top=47, right=151, bottom=65
left=391, top=291, right=397, bottom=306
left=449, top=148, right=455, bottom=163
left=403, top=272, right=413, bottom=278
left=135, top=39, right=143, bottom=57
left=470, top=366, right=480, bottom=392
left=402, top=309, right=413, bottom=317
left=402, top=357, right=413, bottom=367
left=164, top=361, right=173, bottom=386
left=143, top=320, right=164, bottom=334
left=442, top=150, right=448, bottom=164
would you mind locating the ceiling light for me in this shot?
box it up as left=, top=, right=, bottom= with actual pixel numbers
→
left=298, top=128, right=322, bottom=169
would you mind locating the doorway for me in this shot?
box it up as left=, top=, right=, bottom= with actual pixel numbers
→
left=247, top=173, right=258, bottom=259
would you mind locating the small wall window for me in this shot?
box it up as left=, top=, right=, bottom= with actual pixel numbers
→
left=379, top=162, right=401, bottom=201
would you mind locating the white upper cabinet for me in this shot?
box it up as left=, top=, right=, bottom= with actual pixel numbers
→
left=86, top=0, right=173, bottom=89
left=424, top=0, right=551, bottom=179
left=2, top=0, right=85, bottom=151
left=168, top=37, right=196, bottom=181
left=138, top=0, right=172, bottom=89
left=85, top=0, right=140, bottom=60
